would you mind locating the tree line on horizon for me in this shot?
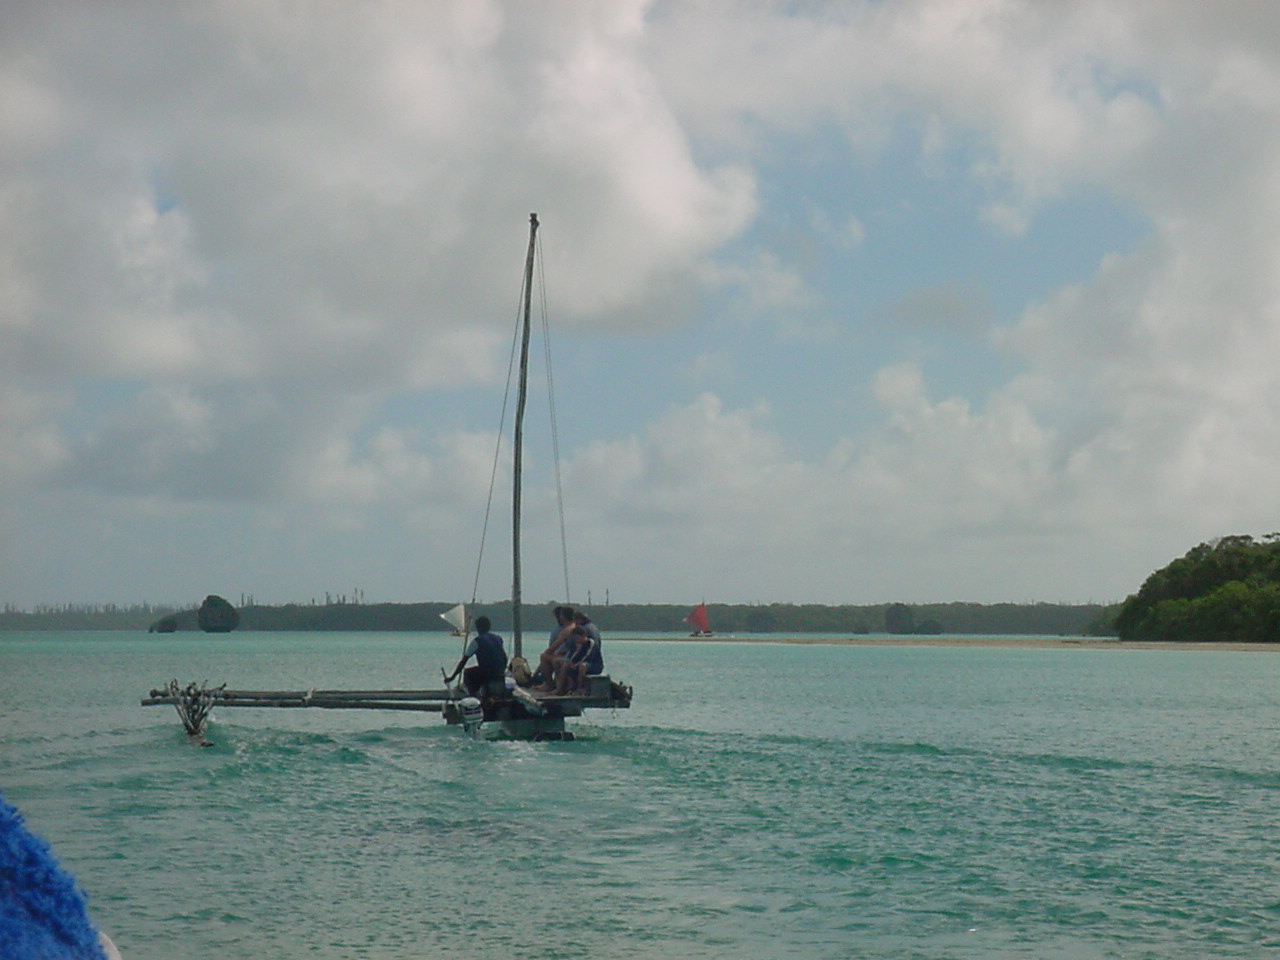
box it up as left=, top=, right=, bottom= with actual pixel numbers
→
left=1, top=598, right=1116, bottom=636
left=12, top=534, right=1275, bottom=642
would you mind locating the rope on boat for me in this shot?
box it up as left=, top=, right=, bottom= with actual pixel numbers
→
left=536, top=231, right=572, bottom=605
left=468, top=307, right=519, bottom=617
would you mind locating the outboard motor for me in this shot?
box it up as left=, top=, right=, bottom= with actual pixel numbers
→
left=459, top=696, right=484, bottom=736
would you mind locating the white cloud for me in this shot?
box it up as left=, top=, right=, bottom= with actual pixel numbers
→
left=7, top=1, right=1280, bottom=607
left=593, top=0, right=1280, bottom=602
left=553, top=380, right=1056, bottom=602
left=0, top=0, right=754, bottom=490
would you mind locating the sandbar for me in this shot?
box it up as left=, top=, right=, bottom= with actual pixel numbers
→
left=636, top=635, right=1280, bottom=651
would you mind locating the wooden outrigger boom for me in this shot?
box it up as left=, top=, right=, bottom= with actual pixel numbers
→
left=142, top=688, right=452, bottom=712
left=142, top=675, right=632, bottom=742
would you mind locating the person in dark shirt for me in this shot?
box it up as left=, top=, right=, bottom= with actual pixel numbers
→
left=573, top=609, right=601, bottom=648
left=444, top=616, right=508, bottom=696
left=554, top=619, right=605, bottom=695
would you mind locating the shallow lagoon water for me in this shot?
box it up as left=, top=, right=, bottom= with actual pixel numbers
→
left=3, top=631, right=1280, bottom=959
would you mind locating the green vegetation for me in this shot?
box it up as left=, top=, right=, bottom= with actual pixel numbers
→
left=0, top=602, right=183, bottom=631
left=1, top=598, right=1112, bottom=636
left=1115, top=534, right=1280, bottom=642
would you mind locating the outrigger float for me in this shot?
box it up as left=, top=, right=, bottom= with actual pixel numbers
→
left=142, top=675, right=632, bottom=743
left=142, top=215, right=633, bottom=742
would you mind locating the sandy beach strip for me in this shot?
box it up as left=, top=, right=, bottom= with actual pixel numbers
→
left=633, top=635, right=1280, bottom=651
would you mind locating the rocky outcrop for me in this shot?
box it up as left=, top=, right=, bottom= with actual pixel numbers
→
left=197, top=595, right=240, bottom=633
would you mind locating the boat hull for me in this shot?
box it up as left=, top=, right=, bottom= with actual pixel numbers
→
left=442, top=675, right=630, bottom=740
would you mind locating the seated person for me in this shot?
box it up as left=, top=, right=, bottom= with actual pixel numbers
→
left=534, top=606, right=576, bottom=691
left=443, top=616, right=508, bottom=696
left=554, top=625, right=605, bottom=695
left=574, top=609, right=601, bottom=648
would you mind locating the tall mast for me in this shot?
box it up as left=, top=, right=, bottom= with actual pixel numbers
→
left=512, top=212, right=538, bottom=659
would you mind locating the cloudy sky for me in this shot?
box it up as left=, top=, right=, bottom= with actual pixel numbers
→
left=4, top=0, right=1279, bottom=611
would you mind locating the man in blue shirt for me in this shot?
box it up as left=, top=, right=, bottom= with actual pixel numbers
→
left=444, top=616, right=508, bottom=696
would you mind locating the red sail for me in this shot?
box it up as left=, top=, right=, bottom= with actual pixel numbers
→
left=684, top=603, right=711, bottom=634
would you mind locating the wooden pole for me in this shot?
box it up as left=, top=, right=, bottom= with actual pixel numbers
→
left=152, top=688, right=455, bottom=700
left=139, top=697, right=447, bottom=712
left=512, top=212, right=539, bottom=660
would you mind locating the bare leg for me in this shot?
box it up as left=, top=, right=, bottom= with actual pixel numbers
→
left=554, top=662, right=575, bottom=695
left=536, top=651, right=558, bottom=689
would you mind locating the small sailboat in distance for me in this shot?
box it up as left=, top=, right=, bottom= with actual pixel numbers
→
left=685, top=603, right=713, bottom=637
left=440, top=603, right=468, bottom=637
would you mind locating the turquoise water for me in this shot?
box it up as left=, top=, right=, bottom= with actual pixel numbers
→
left=4, top=631, right=1280, bottom=959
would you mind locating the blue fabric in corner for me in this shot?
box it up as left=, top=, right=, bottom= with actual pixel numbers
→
left=0, top=792, right=107, bottom=960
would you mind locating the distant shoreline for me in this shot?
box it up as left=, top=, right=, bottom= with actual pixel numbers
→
left=0, top=599, right=1112, bottom=636
left=3, top=629, right=1274, bottom=649
left=632, top=635, right=1280, bottom=651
